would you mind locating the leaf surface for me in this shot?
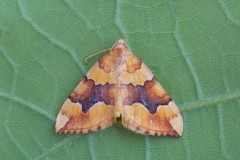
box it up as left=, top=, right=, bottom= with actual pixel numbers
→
left=0, top=0, right=240, bottom=159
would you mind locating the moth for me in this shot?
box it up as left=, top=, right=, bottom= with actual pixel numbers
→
left=55, top=39, right=183, bottom=136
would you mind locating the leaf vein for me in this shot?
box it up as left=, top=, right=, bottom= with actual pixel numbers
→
left=0, top=92, right=55, bottom=121
left=181, top=92, right=240, bottom=112
left=169, top=0, right=204, bottom=99
left=17, top=0, right=86, bottom=73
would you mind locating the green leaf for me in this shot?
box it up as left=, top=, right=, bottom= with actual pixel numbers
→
left=1, top=0, right=240, bottom=159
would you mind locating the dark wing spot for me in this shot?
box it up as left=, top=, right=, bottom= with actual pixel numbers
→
left=69, top=77, right=115, bottom=113
left=122, top=77, right=171, bottom=114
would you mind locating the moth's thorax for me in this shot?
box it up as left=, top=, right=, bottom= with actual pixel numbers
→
left=112, top=42, right=127, bottom=117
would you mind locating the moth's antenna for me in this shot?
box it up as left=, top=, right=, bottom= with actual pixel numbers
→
left=84, top=48, right=111, bottom=64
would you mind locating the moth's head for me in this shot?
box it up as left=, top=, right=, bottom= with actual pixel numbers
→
left=113, top=39, right=129, bottom=50
left=117, top=39, right=126, bottom=45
